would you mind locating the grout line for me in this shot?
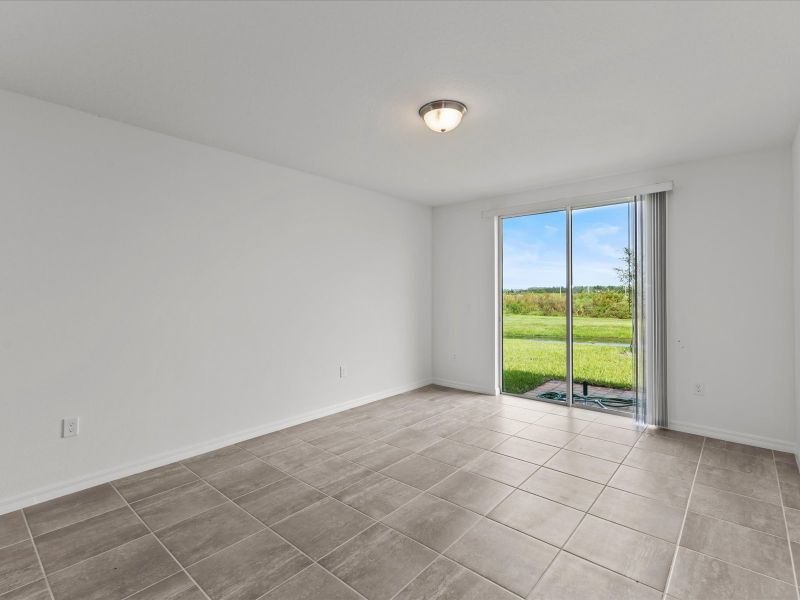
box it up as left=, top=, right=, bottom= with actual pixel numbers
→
left=251, top=563, right=367, bottom=600
left=773, top=449, right=800, bottom=600
left=661, top=436, right=706, bottom=599
left=19, top=510, right=56, bottom=600
left=108, top=483, right=215, bottom=600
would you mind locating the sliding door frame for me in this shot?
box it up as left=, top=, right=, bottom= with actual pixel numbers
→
left=497, top=195, right=635, bottom=414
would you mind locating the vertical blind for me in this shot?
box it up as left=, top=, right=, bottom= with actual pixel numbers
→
left=635, top=191, right=668, bottom=426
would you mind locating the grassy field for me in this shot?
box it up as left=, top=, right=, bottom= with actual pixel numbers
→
left=503, top=339, right=633, bottom=394
left=502, top=314, right=633, bottom=395
left=503, top=314, right=632, bottom=344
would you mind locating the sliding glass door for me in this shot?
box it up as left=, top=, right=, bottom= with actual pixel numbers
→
left=500, top=198, right=637, bottom=416
left=501, top=210, right=568, bottom=404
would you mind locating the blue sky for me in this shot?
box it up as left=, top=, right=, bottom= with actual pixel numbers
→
left=502, top=203, right=631, bottom=289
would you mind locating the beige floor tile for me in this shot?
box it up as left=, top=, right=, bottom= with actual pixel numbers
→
left=565, top=515, right=675, bottom=591
left=349, top=417, right=405, bottom=440
left=236, top=430, right=302, bottom=457
left=514, top=423, right=577, bottom=447
left=263, top=442, right=332, bottom=474
left=334, top=472, right=420, bottom=519
left=341, top=440, right=411, bottom=471
left=187, top=529, right=311, bottom=600
left=24, top=484, right=125, bottom=537
left=381, top=454, right=457, bottom=490
left=429, top=471, right=513, bottom=515
left=0, top=512, right=28, bottom=551
left=645, top=428, right=703, bottom=443
left=410, top=416, right=469, bottom=438
left=307, top=430, right=371, bottom=455
left=493, top=437, right=559, bottom=465
left=420, top=439, right=486, bottom=467
left=624, top=447, right=698, bottom=481
left=113, top=463, right=198, bottom=503
left=536, top=414, right=591, bottom=434
left=463, top=451, right=539, bottom=487
left=689, top=483, right=786, bottom=537
left=521, top=467, right=603, bottom=511
left=156, top=502, right=263, bottom=566
left=700, top=447, right=776, bottom=478
left=126, top=572, right=205, bottom=599
left=476, top=415, right=529, bottom=435
left=204, top=459, right=285, bottom=499
left=667, top=547, right=795, bottom=600
left=0, top=540, right=41, bottom=596
left=448, top=426, right=510, bottom=450
left=488, top=489, right=582, bottom=547
left=581, top=422, right=642, bottom=446
left=563, top=434, right=630, bottom=462
left=382, top=493, right=479, bottom=552
left=609, top=465, right=691, bottom=509
left=381, top=428, right=442, bottom=453
left=235, top=477, right=326, bottom=525
left=704, top=438, right=774, bottom=458
left=272, top=497, right=374, bottom=560
left=784, top=507, right=800, bottom=542
left=444, top=518, right=557, bottom=597
left=181, top=445, right=253, bottom=478
left=320, top=524, right=437, bottom=600
left=395, top=556, right=517, bottom=600
left=293, top=456, right=372, bottom=496
left=34, top=506, right=147, bottom=574
left=634, top=435, right=702, bottom=461
left=592, top=412, right=643, bottom=431
left=0, top=579, right=51, bottom=600
left=47, top=535, right=179, bottom=600
left=781, top=479, right=800, bottom=510
left=530, top=551, right=662, bottom=600
left=544, top=449, right=619, bottom=484
left=774, top=450, right=796, bottom=464
left=590, top=487, right=684, bottom=542
left=680, top=512, right=794, bottom=583
left=776, top=461, right=800, bottom=486
left=131, top=480, right=227, bottom=531
left=261, top=564, right=361, bottom=600
left=695, top=463, right=781, bottom=505
left=495, top=405, right=547, bottom=423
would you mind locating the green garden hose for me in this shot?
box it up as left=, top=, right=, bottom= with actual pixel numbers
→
left=536, top=391, right=634, bottom=410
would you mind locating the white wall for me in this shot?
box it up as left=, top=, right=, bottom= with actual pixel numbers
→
left=0, top=90, right=432, bottom=511
left=794, top=126, right=800, bottom=460
left=434, top=147, right=796, bottom=450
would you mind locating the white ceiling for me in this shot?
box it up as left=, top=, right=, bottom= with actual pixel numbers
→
left=1, top=1, right=799, bottom=205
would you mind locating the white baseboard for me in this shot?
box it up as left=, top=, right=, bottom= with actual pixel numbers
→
left=0, top=378, right=433, bottom=515
left=432, top=378, right=496, bottom=396
left=669, top=419, right=795, bottom=453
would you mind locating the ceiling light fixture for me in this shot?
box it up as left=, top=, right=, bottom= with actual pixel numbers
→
left=418, top=99, right=467, bottom=133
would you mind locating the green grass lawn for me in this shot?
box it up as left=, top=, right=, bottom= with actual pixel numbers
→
left=502, top=338, right=633, bottom=395
left=503, top=314, right=632, bottom=344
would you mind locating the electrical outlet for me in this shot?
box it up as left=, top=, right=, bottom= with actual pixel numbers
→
left=62, top=417, right=79, bottom=438
left=339, top=365, right=347, bottom=379
left=693, top=383, right=705, bottom=396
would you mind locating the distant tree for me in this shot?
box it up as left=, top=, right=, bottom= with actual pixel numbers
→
left=615, top=247, right=634, bottom=308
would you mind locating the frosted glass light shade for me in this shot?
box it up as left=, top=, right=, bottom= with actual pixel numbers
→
left=419, top=100, right=467, bottom=133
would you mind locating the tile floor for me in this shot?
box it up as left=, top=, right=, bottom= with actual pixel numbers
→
left=2, top=386, right=799, bottom=600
